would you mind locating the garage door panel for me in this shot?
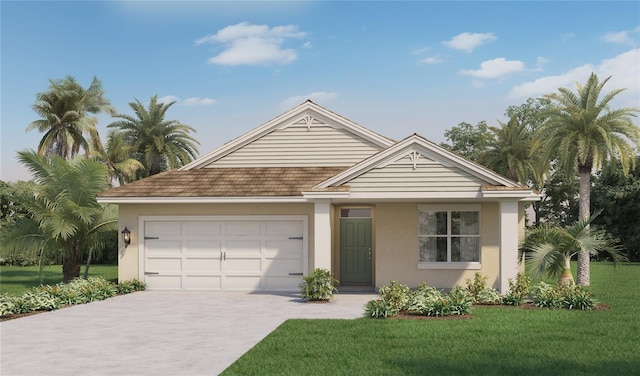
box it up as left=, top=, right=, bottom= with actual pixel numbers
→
left=146, top=275, right=181, bottom=289
left=147, top=241, right=181, bottom=255
left=146, top=258, right=182, bottom=271
left=226, top=240, right=262, bottom=253
left=146, top=222, right=182, bottom=237
left=265, top=221, right=302, bottom=236
left=185, top=221, right=221, bottom=236
left=265, top=241, right=301, bottom=255
left=185, top=275, right=221, bottom=289
left=226, top=222, right=261, bottom=236
left=225, top=275, right=262, bottom=290
left=265, top=258, right=301, bottom=272
left=265, top=276, right=302, bottom=290
left=185, top=241, right=222, bottom=255
left=186, top=258, right=221, bottom=272
left=225, top=259, right=261, bottom=272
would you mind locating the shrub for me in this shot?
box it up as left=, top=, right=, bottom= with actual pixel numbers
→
left=446, top=286, right=473, bottom=315
left=1, top=276, right=144, bottom=318
left=365, top=299, right=398, bottom=319
left=116, top=279, right=147, bottom=294
left=531, top=282, right=598, bottom=310
left=502, top=293, right=524, bottom=306
left=475, top=288, right=503, bottom=305
left=465, top=272, right=488, bottom=301
left=561, top=285, right=597, bottom=310
left=299, top=268, right=338, bottom=301
left=531, top=282, right=565, bottom=309
left=404, top=285, right=472, bottom=317
left=378, top=280, right=411, bottom=311
left=0, top=294, right=17, bottom=316
left=13, top=291, right=59, bottom=313
left=508, top=273, right=531, bottom=298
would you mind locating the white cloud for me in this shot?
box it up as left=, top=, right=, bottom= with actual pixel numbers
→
left=157, top=95, right=216, bottom=106
left=602, top=31, right=634, bottom=45
left=419, top=56, right=442, bottom=64
left=182, top=97, right=216, bottom=106
left=443, top=32, right=496, bottom=52
left=412, top=47, right=430, bottom=55
left=157, top=95, right=180, bottom=104
left=303, top=41, right=312, bottom=49
left=560, top=32, right=575, bottom=42
left=509, top=49, right=640, bottom=100
left=279, top=91, right=338, bottom=110
left=196, top=22, right=307, bottom=66
left=459, top=58, right=525, bottom=78
left=537, top=56, right=551, bottom=66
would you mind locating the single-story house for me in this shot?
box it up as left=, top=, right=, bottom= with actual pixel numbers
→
left=97, top=100, right=540, bottom=293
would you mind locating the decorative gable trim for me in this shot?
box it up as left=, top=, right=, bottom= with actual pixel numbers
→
left=181, top=100, right=394, bottom=170
left=315, top=134, right=525, bottom=189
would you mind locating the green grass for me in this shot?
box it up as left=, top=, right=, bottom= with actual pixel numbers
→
left=0, top=264, right=118, bottom=295
left=223, top=262, right=640, bottom=376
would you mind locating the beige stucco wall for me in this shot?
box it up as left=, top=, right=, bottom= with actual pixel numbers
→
left=374, top=202, right=501, bottom=290
left=117, top=203, right=315, bottom=282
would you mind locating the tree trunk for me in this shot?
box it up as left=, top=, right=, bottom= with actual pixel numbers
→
left=577, top=165, right=591, bottom=286
left=83, top=248, right=93, bottom=279
left=558, top=257, right=575, bottom=287
left=62, top=244, right=81, bottom=283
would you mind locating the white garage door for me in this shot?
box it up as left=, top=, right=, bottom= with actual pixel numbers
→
left=141, top=217, right=306, bottom=291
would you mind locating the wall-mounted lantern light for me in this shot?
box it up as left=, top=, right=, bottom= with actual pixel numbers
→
left=121, top=227, right=131, bottom=247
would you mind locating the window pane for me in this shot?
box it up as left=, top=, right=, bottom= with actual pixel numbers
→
left=452, top=211, right=479, bottom=235
left=451, top=237, right=479, bottom=262
left=341, top=208, right=371, bottom=218
left=419, top=211, right=448, bottom=235
left=419, top=237, right=447, bottom=262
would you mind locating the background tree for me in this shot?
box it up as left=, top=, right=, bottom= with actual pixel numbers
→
left=539, top=73, right=640, bottom=285
left=26, top=76, right=116, bottom=158
left=2, top=151, right=118, bottom=282
left=108, top=95, right=199, bottom=177
left=592, top=156, right=640, bottom=261
left=478, top=116, right=540, bottom=183
left=440, top=121, right=491, bottom=161
left=92, top=129, right=144, bottom=186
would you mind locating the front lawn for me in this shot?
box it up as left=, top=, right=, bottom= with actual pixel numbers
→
left=0, top=264, right=118, bottom=295
left=223, top=262, right=640, bottom=376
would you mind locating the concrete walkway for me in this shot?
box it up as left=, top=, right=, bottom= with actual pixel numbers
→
left=0, top=291, right=375, bottom=376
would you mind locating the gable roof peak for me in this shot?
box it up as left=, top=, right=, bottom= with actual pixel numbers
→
left=181, top=101, right=394, bottom=170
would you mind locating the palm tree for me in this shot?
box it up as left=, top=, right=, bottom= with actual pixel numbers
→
left=26, top=76, right=116, bottom=158
left=539, top=73, right=640, bottom=285
left=479, top=116, right=544, bottom=184
left=2, top=151, right=118, bottom=282
left=108, top=95, right=199, bottom=177
left=524, top=216, right=626, bottom=286
left=92, top=130, right=144, bottom=186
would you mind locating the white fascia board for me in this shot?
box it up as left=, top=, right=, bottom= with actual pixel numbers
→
left=181, top=101, right=393, bottom=170
left=482, top=191, right=542, bottom=200
left=301, top=191, right=351, bottom=199
left=345, top=191, right=484, bottom=200
left=96, top=196, right=309, bottom=204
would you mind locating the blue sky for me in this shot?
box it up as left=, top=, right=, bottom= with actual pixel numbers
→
left=2, top=1, right=639, bottom=182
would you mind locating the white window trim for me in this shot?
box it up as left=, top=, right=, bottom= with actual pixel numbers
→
left=417, top=204, right=481, bottom=269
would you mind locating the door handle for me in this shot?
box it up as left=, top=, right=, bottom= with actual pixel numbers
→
left=145, top=272, right=159, bottom=275
left=368, top=247, right=372, bottom=261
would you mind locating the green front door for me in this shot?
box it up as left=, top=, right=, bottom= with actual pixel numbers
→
left=340, top=218, right=372, bottom=285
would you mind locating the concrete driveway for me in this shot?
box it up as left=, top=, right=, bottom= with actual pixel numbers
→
left=0, top=291, right=375, bottom=376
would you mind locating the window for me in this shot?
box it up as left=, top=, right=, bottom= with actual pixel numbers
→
left=418, top=205, right=480, bottom=268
